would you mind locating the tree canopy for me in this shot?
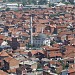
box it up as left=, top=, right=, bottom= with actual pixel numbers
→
left=4, top=0, right=48, bottom=5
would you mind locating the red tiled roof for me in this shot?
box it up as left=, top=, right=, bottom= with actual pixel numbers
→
left=43, top=46, right=60, bottom=51
left=0, top=35, right=4, bottom=40
left=0, top=70, right=8, bottom=75
left=0, top=50, right=9, bottom=57
left=68, top=68, right=75, bottom=73
left=31, top=50, right=44, bottom=56
left=49, top=52, right=62, bottom=58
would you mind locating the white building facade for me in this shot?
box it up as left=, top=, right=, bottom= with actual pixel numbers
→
left=33, top=33, right=51, bottom=47
left=6, top=3, right=23, bottom=10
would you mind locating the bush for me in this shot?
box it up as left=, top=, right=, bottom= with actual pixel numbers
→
left=37, top=62, right=42, bottom=69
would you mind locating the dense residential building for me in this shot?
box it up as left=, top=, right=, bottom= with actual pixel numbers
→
left=0, top=1, right=74, bottom=75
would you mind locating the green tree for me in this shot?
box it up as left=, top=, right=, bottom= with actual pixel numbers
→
left=37, top=62, right=42, bottom=69
left=38, top=0, right=47, bottom=5
left=6, top=8, right=10, bottom=11
left=3, top=0, right=6, bottom=2
left=22, top=0, right=27, bottom=6
left=8, top=0, right=15, bottom=2
left=32, top=0, right=37, bottom=5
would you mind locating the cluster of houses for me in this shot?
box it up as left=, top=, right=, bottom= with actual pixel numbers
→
left=0, top=2, right=75, bottom=75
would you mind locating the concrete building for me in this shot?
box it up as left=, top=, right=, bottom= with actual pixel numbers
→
left=6, top=3, right=23, bottom=10
left=6, top=3, right=18, bottom=10
left=33, top=33, right=51, bottom=47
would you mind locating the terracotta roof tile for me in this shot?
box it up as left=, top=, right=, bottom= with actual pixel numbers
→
left=68, top=68, right=75, bottom=73
left=0, top=35, right=4, bottom=40
left=49, top=52, right=62, bottom=58
left=0, top=50, right=9, bottom=57
left=7, top=68, right=16, bottom=73
left=43, top=46, right=60, bottom=51
left=0, top=70, right=8, bottom=75
left=31, top=50, right=44, bottom=56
